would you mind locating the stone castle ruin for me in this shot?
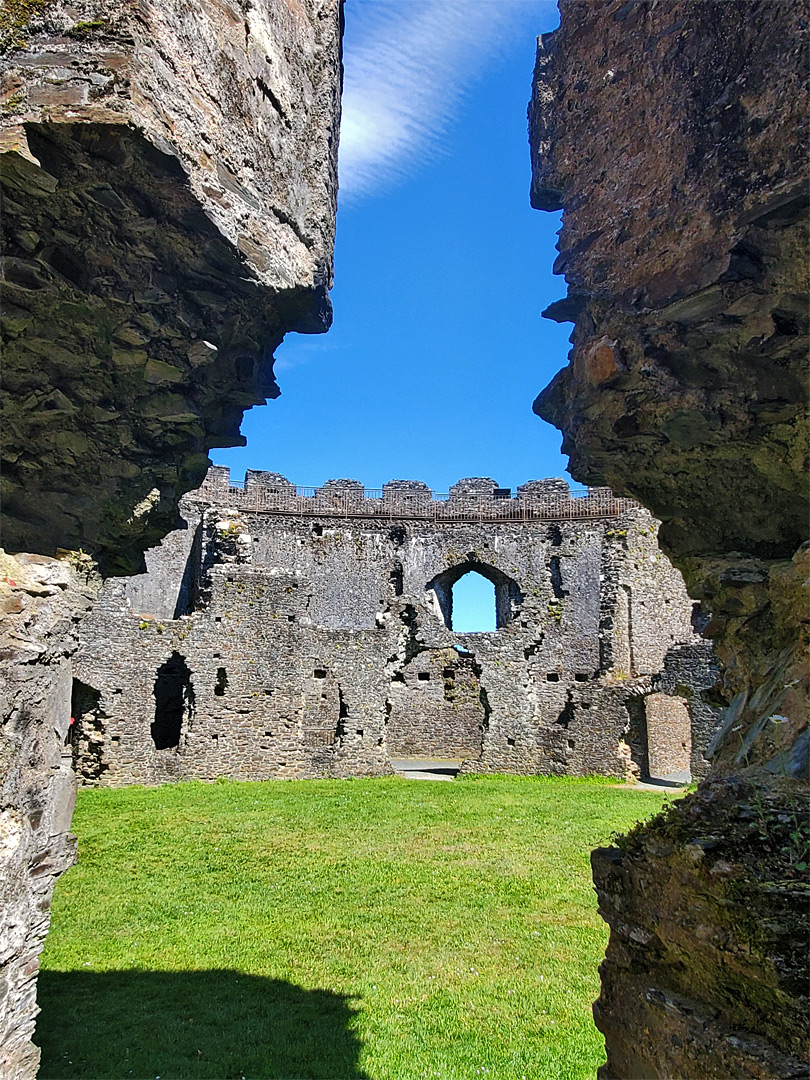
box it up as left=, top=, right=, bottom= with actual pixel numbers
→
left=73, top=467, right=717, bottom=786
left=1, top=1, right=807, bottom=1077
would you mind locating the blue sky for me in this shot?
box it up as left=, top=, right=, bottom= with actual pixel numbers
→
left=214, top=0, right=568, bottom=497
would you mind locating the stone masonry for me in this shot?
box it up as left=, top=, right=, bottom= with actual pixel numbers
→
left=0, top=3, right=342, bottom=1075
left=529, top=2, right=808, bottom=1076
left=73, top=468, right=718, bottom=786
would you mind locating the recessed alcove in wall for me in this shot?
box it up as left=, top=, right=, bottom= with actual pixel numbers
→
left=625, top=694, right=692, bottom=783
left=427, top=562, right=522, bottom=632
left=151, top=652, right=194, bottom=750
left=70, top=678, right=108, bottom=783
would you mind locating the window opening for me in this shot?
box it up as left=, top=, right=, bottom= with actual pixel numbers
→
left=450, top=571, right=496, bottom=632
left=389, top=562, right=404, bottom=596
left=214, top=667, right=228, bottom=696
left=428, top=562, right=521, bottom=631
left=549, top=555, right=568, bottom=599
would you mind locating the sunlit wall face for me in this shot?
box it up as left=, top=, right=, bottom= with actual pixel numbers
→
left=451, top=571, right=496, bottom=633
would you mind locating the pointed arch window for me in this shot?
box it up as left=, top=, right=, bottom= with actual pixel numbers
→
left=427, top=560, right=522, bottom=632
left=450, top=571, right=497, bottom=632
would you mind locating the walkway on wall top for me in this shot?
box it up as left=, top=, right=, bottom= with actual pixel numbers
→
left=187, top=469, right=641, bottom=523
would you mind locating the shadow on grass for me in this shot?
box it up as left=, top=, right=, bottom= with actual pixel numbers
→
left=36, top=969, right=369, bottom=1079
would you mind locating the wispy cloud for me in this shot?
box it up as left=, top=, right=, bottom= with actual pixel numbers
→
left=339, top=0, right=552, bottom=202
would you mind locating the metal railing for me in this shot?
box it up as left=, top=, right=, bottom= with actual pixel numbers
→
left=186, top=481, right=640, bottom=522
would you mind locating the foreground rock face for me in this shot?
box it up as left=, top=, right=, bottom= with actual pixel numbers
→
left=0, top=553, right=99, bottom=1079
left=592, top=776, right=809, bottom=1080
left=1, top=0, right=341, bottom=574
left=530, top=2, right=808, bottom=1077
left=0, top=3, right=341, bottom=1075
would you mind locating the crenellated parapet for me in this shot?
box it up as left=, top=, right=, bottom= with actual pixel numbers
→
left=189, top=467, right=640, bottom=521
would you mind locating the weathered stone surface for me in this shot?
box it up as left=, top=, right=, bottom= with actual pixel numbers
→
left=1, top=4, right=341, bottom=1076
left=72, top=469, right=717, bottom=786
left=1, top=0, right=342, bottom=574
left=529, top=2, right=809, bottom=1076
left=531, top=0, right=808, bottom=565
left=0, top=552, right=99, bottom=1080
left=592, top=777, right=809, bottom=1080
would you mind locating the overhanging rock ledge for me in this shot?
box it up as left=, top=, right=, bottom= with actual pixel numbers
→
left=1, top=0, right=342, bottom=574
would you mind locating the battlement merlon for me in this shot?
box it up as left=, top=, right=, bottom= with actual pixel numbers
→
left=185, top=467, right=641, bottom=521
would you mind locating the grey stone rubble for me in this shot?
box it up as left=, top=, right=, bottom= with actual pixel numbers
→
left=73, top=468, right=719, bottom=787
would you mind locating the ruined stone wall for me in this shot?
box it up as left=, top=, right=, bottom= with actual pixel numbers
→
left=387, top=649, right=485, bottom=760
left=0, top=554, right=99, bottom=1079
left=1, top=4, right=342, bottom=1074
left=73, top=469, right=716, bottom=786
left=1, top=0, right=342, bottom=573
left=529, top=2, right=809, bottom=1076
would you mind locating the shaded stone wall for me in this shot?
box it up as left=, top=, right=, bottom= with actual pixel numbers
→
left=529, top=2, right=809, bottom=1076
left=0, top=3, right=342, bottom=1075
left=73, top=469, right=718, bottom=785
left=0, top=554, right=99, bottom=1079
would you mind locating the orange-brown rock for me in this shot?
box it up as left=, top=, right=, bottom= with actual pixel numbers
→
left=530, top=2, right=809, bottom=1077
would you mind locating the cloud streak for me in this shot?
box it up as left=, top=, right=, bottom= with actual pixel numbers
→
left=339, top=0, right=552, bottom=202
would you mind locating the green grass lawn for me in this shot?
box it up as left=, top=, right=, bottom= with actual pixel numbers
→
left=36, top=775, right=673, bottom=1080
